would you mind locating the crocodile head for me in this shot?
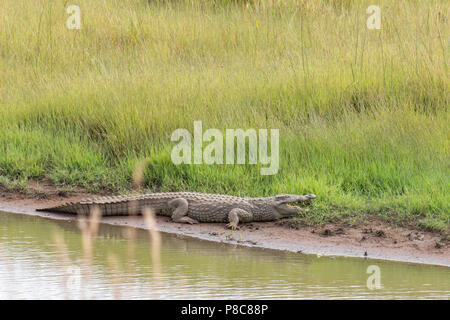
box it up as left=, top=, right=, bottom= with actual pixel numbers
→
left=273, top=194, right=316, bottom=217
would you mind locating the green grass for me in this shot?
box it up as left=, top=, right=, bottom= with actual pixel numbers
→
left=0, top=0, right=448, bottom=231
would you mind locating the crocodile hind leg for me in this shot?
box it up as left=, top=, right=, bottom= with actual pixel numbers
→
left=168, top=198, right=198, bottom=224
left=226, top=208, right=253, bottom=230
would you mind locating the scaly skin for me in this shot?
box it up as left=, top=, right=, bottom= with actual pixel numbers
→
left=37, top=192, right=316, bottom=228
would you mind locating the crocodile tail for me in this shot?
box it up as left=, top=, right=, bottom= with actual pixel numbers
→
left=36, top=202, right=91, bottom=215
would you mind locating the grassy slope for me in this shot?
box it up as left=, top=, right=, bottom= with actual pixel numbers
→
left=0, top=0, right=448, bottom=231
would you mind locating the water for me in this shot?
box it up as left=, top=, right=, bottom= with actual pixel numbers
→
left=0, top=211, right=448, bottom=299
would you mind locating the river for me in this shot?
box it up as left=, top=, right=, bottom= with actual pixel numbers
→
left=0, top=211, right=448, bottom=299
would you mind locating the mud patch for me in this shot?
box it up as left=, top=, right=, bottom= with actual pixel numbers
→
left=275, top=219, right=304, bottom=230
left=407, top=232, right=425, bottom=241
left=313, top=227, right=345, bottom=237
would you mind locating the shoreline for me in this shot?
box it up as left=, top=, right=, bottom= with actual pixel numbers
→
left=0, top=191, right=448, bottom=267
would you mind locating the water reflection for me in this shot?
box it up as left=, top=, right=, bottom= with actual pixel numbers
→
left=0, top=211, right=449, bottom=299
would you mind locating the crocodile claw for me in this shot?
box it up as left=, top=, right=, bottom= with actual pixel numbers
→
left=186, top=218, right=199, bottom=224
left=225, top=223, right=239, bottom=230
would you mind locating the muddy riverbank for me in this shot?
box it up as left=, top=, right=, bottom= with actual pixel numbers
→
left=0, top=189, right=448, bottom=267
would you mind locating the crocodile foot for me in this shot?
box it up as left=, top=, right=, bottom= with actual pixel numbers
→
left=225, top=223, right=240, bottom=230
left=174, top=216, right=199, bottom=224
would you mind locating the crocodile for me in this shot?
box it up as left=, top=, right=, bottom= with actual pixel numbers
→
left=37, top=192, right=316, bottom=229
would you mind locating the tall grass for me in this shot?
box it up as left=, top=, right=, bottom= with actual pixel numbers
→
left=0, top=0, right=448, bottom=230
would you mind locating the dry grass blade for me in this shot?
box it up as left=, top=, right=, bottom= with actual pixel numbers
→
left=124, top=226, right=137, bottom=273
left=77, top=206, right=102, bottom=276
left=132, top=159, right=147, bottom=190
left=142, top=207, right=162, bottom=297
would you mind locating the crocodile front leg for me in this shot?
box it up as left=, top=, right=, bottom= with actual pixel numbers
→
left=168, top=198, right=199, bottom=224
left=226, top=208, right=253, bottom=230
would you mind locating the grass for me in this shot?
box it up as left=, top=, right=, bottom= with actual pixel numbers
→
left=0, top=0, right=448, bottom=231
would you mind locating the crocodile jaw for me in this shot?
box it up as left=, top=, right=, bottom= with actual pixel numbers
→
left=275, top=203, right=301, bottom=217
left=273, top=194, right=316, bottom=217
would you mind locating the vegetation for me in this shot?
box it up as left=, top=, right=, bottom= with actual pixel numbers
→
left=0, top=0, right=448, bottom=231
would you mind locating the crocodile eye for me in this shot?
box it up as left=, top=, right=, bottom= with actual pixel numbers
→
left=275, top=194, right=289, bottom=201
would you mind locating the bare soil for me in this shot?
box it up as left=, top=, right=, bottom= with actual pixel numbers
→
left=0, top=184, right=448, bottom=266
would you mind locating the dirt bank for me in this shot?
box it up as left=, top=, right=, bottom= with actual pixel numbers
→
left=0, top=188, right=448, bottom=267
